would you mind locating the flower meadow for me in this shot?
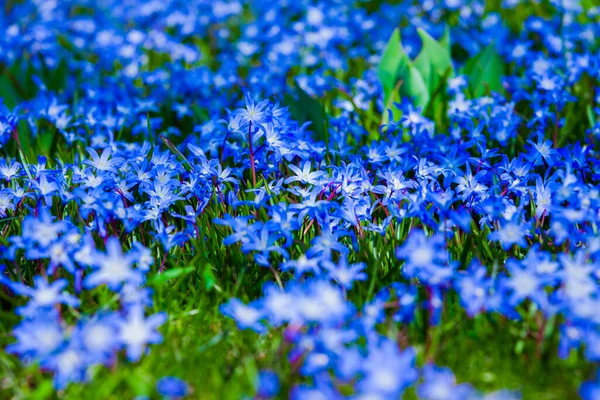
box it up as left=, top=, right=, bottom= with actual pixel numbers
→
left=1, top=0, right=600, bottom=399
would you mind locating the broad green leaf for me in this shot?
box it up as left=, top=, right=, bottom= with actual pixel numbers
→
left=378, top=27, right=448, bottom=122
left=413, top=53, right=433, bottom=95
left=440, top=25, right=451, bottom=55
left=414, top=28, right=454, bottom=95
left=378, top=29, right=431, bottom=124
left=403, top=62, right=430, bottom=109
left=377, top=28, right=409, bottom=109
left=462, top=44, right=505, bottom=97
left=381, top=85, right=402, bottom=127
left=149, top=266, right=195, bottom=285
left=417, top=28, right=454, bottom=78
left=382, top=61, right=429, bottom=125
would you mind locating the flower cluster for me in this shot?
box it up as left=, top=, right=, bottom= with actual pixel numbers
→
left=0, top=0, right=599, bottom=398
left=1, top=213, right=165, bottom=389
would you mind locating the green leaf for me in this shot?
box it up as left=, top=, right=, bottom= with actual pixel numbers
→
left=28, top=380, right=54, bottom=400
left=377, top=28, right=409, bottom=110
left=245, top=356, right=259, bottom=391
left=149, top=266, right=195, bottom=285
left=462, top=44, right=505, bottom=98
left=515, top=339, right=525, bottom=355
left=582, top=0, right=595, bottom=10
left=587, top=105, right=596, bottom=127
left=47, top=58, right=69, bottom=92
left=403, top=62, right=430, bottom=110
left=17, top=119, right=35, bottom=165
left=284, top=84, right=328, bottom=143
left=378, top=27, right=447, bottom=121
left=191, top=103, right=209, bottom=122
left=416, top=28, right=453, bottom=77
left=39, top=128, right=58, bottom=157
left=414, top=28, right=454, bottom=95
left=0, top=72, right=21, bottom=109
left=440, top=25, right=451, bottom=55
left=160, top=134, right=194, bottom=172
left=203, top=264, right=216, bottom=290
left=413, top=54, right=433, bottom=95
left=124, top=371, right=152, bottom=396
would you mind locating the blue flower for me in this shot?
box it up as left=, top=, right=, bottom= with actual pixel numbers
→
left=83, top=146, right=125, bottom=173
left=42, top=340, right=90, bottom=390
left=396, top=230, right=456, bottom=286
left=220, top=298, right=266, bottom=334
left=285, top=161, right=326, bottom=185
left=6, top=312, right=64, bottom=362
left=417, top=365, right=475, bottom=400
left=357, top=340, right=418, bottom=397
left=525, top=132, right=558, bottom=167
left=15, top=277, right=79, bottom=317
left=235, top=93, right=270, bottom=126
left=580, top=370, right=600, bottom=400
left=84, top=238, right=142, bottom=290
left=488, top=216, right=531, bottom=250
left=156, top=376, right=189, bottom=399
left=256, top=370, right=280, bottom=399
left=323, top=257, right=366, bottom=290
left=455, top=261, right=490, bottom=317
left=118, top=306, right=167, bottom=362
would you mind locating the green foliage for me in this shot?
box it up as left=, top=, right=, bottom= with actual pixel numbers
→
left=462, top=43, right=505, bottom=97
left=0, top=4, right=597, bottom=400
left=414, top=28, right=455, bottom=96
left=378, top=26, right=454, bottom=127
left=148, top=267, right=196, bottom=286
left=377, top=28, right=406, bottom=111
left=440, top=25, right=451, bottom=55
left=284, top=83, right=328, bottom=143
left=378, top=28, right=429, bottom=124
left=0, top=69, right=21, bottom=109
